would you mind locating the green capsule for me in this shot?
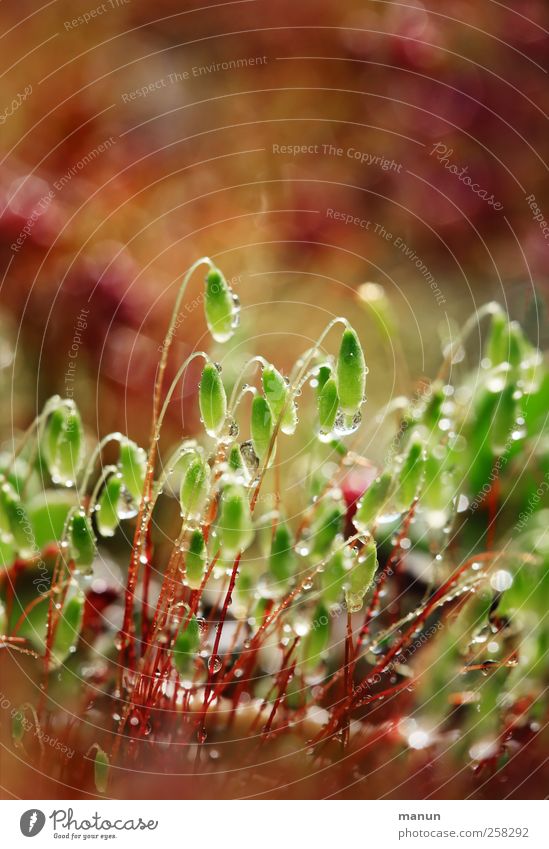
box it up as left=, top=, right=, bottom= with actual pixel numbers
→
left=227, top=442, right=249, bottom=481
left=94, top=748, right=110, bottom=794
left=185, top=528, right=206, bottom=589
left=345, top=539, right=378, bottom=613
left=354, top=472, right=393, bottom=534
left=173, top=613, right=200, bottom=674
left=69, top=510, right=96, bottom=570
left=262, top=365, right=297, bottom=435
left=309, top=500, right=345, bottom=557
left=302, top=603, right=330, bottom=670
left=0, top=536, right=16, bottom=570
left=422, top=449, right=454, bottom=512
left=95, top=474, right=123, bottom=538
left=204, top=267, right=237, bottom=343
left=485, top=310, right=507, bottom=366
left=395, top=436, right=425, bottom=511
left=422, top=382, right=444, bottom=431
left=321, top=548, right=348, bottom=607
left=251, top=395, right=273, bottom=462
left=467, top=388, right=499, bottom=495
left=52, top=591, right=84, bottom=667
left=180, top=454, right=210, bottom=517
left=199, top=362, right=227, bottom=437
left=0, top=454, right=33, bottom=498
left=0, top=481, right=33, bottom=559
left=492, top=383, right=518, bottom=454
left=56, top=409, right=84, bottom=485
left=317, top=377, right=339, bottom=435
left=269, top=522, right=296, bottom=585
left=337, top=327, right=367, bottom=415
left=316, top=364, right=332, bottom=393
left=506, top=321, right=527, bottom=369
left=218, top=484, right=253, bottom=555
left=486, top=313, right=527, bottom=370
left=45, top=405, right=84, bottom=486
left=472, top=381, right=518, bottom=458
left=43, top=406, right=67, bottom=471
left=234, top=564, right=255, bottom=608
left=118, top=439, right=147, bottom=501
left=12, top=708, right=25, bottom=745
left=0, top=480, right=13, bottom=538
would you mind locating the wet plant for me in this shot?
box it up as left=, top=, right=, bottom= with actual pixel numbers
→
left=1, top=258, right=548, bottom=798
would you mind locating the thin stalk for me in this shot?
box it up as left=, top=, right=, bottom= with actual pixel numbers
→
left=120, top=348, right=208, bottom=662
left=78, top=433, right=124, bottom=501
left=196, top=552, right=242, bottom=749
left=228, top=355, right=268, bottom=413
left=86, top=464, right=117, bottom=518
left=437, top=302, right=502, bottom=382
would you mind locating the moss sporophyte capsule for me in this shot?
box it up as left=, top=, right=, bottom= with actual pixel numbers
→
left=180, top=454, right=210, bottom=517
left=69, top=510, right=96, bottom=570
left=217, top=484, right=253, bottom=555
left=395, top=435, right=425, bottom=511
left=337, top=327, right=367, bottom=415
left=309, top=500, right=345, bottom=556
left=317, top=377, right=339, bottom=434
left=96, top=474, right=123, bottom=537
left=118, top=439, right=147, bottom=501
left=302, top=602, right=330, bottom=670
left=185, top=528, right=206, bottom=589
left=345, top=539, right=378, bottom=613
left=269, top=522, right=296, bottom=585
left=199, top=362, right=227, bottom=437
left=50, top=591, right=84, bottom=668
left=0, top=480, right=34, bottom=559
left=94, top=749, right=110, bottom=794
left=354, top=472, right=393, bottom=533
left=227, top=443, right=249, bottom=481
left=11, top=709, right=25, bottom=744
left=321, top=548, right=348, bottom=607
left=173, top=613, right=200, bottom=674
left=262, top=365, right=297, bottom=435
left=204, top=267, right=239, bottom=343
left=44, top=404, right=84, bottom=486
left=251, top=395, right=273, bottom=461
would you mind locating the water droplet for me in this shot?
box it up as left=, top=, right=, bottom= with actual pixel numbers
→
left=258, top=572, right=284, bottom=599
left=490, top=570, right=513, bottom=592
left=208, top=655, right=222, bottom=674
left=333, top=409, right=362, bottom=437
left=240, top=440, right=259, bottom=476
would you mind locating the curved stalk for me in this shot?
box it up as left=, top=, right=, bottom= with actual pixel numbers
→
left=437, top=301, right=503, bottom=382
left=87, top=464, right=118, bottom=518
left=154, top=351, right=209, bottom=442
left=228, top=355, right=268, bottom=413
left=152, top=258, right=214, bottom=439
left=12, top=395, right=68, bottom=462
left=78, top=432, right=124, bottom=502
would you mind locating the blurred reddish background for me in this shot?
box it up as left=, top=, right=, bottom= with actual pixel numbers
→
left=1, top=0, right=548, bottom=443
